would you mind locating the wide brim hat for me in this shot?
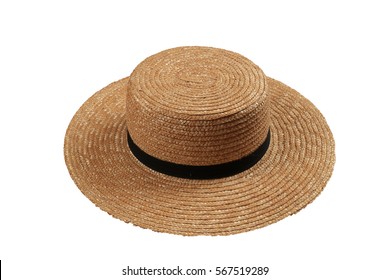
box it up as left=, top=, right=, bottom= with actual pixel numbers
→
left=64, top=46, right=335, bottom=236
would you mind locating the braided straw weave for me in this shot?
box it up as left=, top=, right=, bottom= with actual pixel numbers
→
left=64, top=46, right=335, bottom=236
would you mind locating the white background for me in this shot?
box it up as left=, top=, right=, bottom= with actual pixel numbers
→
left=1, top=1, right=389, bottom=279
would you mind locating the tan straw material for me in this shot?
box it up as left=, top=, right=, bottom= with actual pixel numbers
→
left=64, top=46, right=335, bottom=236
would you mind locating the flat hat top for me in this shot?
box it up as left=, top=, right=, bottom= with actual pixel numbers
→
left=64, top=46, right=335, bottom=236
left=128, top=46, right=266, bottom=117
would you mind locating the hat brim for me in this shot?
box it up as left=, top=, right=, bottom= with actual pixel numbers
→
left=64, top=77, right=335, bottom=236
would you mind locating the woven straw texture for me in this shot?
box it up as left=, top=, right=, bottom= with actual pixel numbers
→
left=64, top=46, right=335, bottom=236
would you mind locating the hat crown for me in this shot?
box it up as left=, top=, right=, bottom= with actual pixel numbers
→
left=126, top=46, right=270, bottom=166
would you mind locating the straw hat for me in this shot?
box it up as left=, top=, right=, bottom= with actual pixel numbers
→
left=64, top=46, right=335, bottom=236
